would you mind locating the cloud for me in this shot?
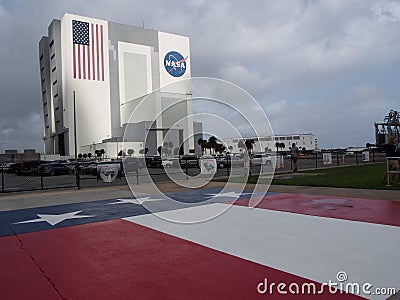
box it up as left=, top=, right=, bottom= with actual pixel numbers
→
left=0, top=0, right=399, bottom=152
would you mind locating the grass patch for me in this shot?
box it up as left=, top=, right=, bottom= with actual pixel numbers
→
left=214, top=163, right=400, bottom=190
left=271, top=163, right=400, bottom=190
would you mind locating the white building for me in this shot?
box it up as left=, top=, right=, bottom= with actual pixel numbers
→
left=39, top=13, right=198, bottom=157
left=222, top=134, right=318, bottom=153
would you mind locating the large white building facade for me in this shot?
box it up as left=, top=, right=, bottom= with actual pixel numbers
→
left=39, top=13, right=197, bottom=157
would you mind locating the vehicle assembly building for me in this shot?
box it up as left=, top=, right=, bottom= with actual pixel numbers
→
left=39, top=13, right=197, bottom=157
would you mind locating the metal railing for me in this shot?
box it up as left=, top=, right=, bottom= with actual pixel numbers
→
left=0, top=152, right=388, bottom=193
left=266, top=150, right=385, bottom=173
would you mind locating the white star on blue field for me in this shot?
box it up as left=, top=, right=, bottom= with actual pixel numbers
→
left=0, top=188, right=276, bottom=236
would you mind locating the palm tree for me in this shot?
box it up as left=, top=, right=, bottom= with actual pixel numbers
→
left=139, top=148, right=149, bottom=156
left=95, top=150, right=101, bottom=160
left=275, top=142, right=280, bottom=153
left=87, top=153, right=92, bottom=160
left=197, top=138, right=207, bottom=155
left=127, top=149, right=134, bottom=157
left=279, top=143, right=285, bottom=152
left=238, top=140, right=246, bottom=153
left=245, top=139, right=255, bottom=154
left=208, top=136, right=218, bottom=154
left=100, top=149, right=105, bottom=160
left=215, top=143, right=226, bottom=154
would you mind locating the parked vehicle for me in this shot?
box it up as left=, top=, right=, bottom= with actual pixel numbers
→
left=145, top=156, right=162, bottom=168
left=39, top=163, right=72, bottom=176
left=21, top=160, right=46, bottom=175
left=122, top=157, right=143, bottom=173
left=161, top=157, right=179, bottom=168
left=7, top=162, right=22, bottom=174
left=216, top=155, right=244, bottom=168
left=179, top=155, right=199, bottom=168
left=252, top=154, right=272, bottom=166
left=0, top=163, right=11, bottom=172
left=80, top=162, right=98, bottom=175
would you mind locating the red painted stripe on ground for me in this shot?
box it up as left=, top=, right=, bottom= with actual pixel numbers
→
left=0, top=235, right=61, bottom=299
left=2, top=219, right=361, bottom=299
left=235, top=194, right=400, bottom=226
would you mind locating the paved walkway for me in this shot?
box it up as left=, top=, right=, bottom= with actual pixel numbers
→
left=1, top=181, right=399, bottom=211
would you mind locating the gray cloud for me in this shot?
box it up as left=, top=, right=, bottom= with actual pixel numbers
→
left=0, top=0, right=399, bottom=152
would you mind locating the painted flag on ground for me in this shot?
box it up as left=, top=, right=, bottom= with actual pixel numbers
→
left=1, top=189, right=399, bottom=299
left=72, top=20, right=104, bottom=81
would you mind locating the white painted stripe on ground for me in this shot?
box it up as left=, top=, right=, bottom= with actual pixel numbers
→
left=124, top=204, right=400, bottom=299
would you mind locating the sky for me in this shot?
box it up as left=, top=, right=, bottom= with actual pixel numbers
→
left=0, top=0, right=399, bottom=152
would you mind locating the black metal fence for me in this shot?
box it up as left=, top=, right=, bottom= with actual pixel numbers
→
left=0, top=151, right=387, bottom=193
left=275, top=150, right=386, bottom=173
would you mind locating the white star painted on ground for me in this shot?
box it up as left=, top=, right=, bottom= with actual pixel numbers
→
left=14, top=210, right=95, bottom=226
left=206, top=191, right=252, bottom=198
left=108, top=197, right=165, bottom=205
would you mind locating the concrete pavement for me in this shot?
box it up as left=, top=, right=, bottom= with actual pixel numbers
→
left=1, top=180, right=400, bottom=212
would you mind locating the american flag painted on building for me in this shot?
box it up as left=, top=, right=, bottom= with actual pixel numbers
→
left=72, top=20, right=104, bottom=81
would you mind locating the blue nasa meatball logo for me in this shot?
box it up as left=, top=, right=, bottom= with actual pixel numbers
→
left=164, top=51, right=188, bottom=77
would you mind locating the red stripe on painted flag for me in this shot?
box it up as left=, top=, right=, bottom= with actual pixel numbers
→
left=100, top=25, right=104, bottom=81
left=0, top=219, right=361, bottom=299
left=72, top=20, right=104, bottom=81
left=234, top=193, right=400, bottom=226
left=96, top=24, right=100, bottom=81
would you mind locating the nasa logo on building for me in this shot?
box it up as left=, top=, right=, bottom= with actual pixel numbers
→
left=164, top=51, right=188, bottom=77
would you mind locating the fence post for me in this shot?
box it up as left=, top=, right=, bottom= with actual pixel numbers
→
left=372, top=149, right=375, bottom=163
left=387, top=158, right=390, bottom=186
left=185, top=158, right=189, bottom=179
left=136, top=169, right=139, bottom=184
left=315, top=152, right=318, bottom=168
left=40, top=164, right=44, bottom=190
left=355, top=152, right=359, bottom=165
left=1, top=165, right=4, bottom=193
left=76, top=163, right=81, bottom=190
left=336, top=152, right=339, bottom=166
left=226, top=156, right=230, bottom=176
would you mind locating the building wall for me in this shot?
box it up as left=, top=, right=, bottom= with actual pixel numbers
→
left=39, top=36, right=53, bottom=153
left=61, top=14, right=112, bottom=156
left=108, top=22, right=159, bottom=135
left=80, top=141, right=144, bottom=158
left=40, top=14, right=196, bottom=157
left=222, top=134, right=318, bottom=153
left=0, top=150, right=40, bottom=163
